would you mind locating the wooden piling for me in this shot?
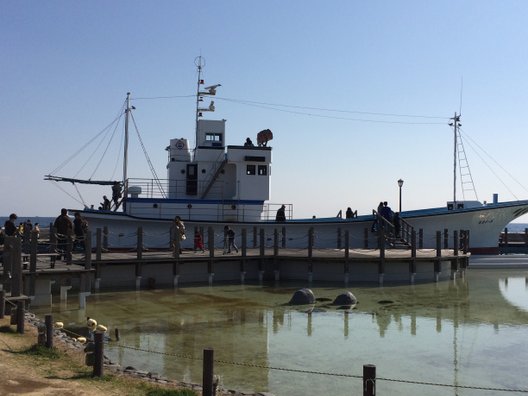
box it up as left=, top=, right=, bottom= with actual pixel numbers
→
left=363, top=364, right=376, bottom=396
left=103, top=226, right=108, bottom=250
left=344, top=230, right=350, bottom=274
left=29, top=230, right=38, bottom=296
left=202, top=348, right=214, bottom=396
left=16, top=300, right=24, bottom=334
left=443, top=228, right=449, bottom=249
left=337, top=227, right=342, bottom=250
left=281, top=226, right=286, bottom=248
left=93, top=331, right=104, bottom=377
left=96, top=228, right=102, bottom=261
left=85, top=230, right=92, bottom=270
left=0, top=290, right=4, bottom=319
left=418, top=228, right=423, bottom=249
left=136, top=226, right=143, bottom=260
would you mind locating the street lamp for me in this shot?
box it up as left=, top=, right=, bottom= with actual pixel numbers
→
left=397, top=179, right=404, bottom=213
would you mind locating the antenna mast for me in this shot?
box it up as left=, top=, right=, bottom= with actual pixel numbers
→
left=194, top=56, right=205, bottom=149
left=194, top=56, right=221, bottom=150
left=450, top=113, right=461, bottom=204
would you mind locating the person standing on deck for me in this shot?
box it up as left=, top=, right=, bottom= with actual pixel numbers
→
left=112, top=181, right=122, bottom=210
left=223, top=225, right=238, bottom=254
left=73, top=211, right=88, bottom=251
left=172, top=216, right=186, bottom=253
left=54, top=208, right=73, bottom=261
left=276, top=205, right=286, bottom=222
left=3, top=213, right=18, bottom=236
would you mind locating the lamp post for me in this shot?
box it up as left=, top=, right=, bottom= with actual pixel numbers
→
left=397, top=179, right=404, bottom=213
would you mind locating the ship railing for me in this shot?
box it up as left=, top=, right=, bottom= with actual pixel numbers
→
left=372, top=209, right=414, bottom=248
left=126, top=178, right=228, bottom=200
left=261, top=203, right=293, bottom=221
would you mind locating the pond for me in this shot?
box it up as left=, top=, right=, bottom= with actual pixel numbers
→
left=33, top=268, right=528, bottom=395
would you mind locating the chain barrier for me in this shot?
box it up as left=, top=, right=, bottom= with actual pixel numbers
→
left=110, top=342, right=528, bottom=393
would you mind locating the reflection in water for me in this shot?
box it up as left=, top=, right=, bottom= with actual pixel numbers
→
left=499, top=276, right=528, bottom=312
left=32, top=269, right=528, bottom=396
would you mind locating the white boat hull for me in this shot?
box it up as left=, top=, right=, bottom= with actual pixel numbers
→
left=76, top=199, right=528, bottom=254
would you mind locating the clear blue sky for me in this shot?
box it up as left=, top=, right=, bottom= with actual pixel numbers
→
left=2, top=0, right=528, bottom=220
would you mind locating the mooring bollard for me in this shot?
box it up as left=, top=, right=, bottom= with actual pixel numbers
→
left=93, top=331, right=104, bottom=377
left=45, top=314, right=54, bottom=348
left=202, top=348, right=214, bottom=396
left=363, top=364, right=376, bottom=396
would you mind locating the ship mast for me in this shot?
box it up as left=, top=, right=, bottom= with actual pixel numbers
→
left=450, top=112, right=461, bottom=204
left=194, top=56, right=220, bottom=150
left=124, top=92, right=131, bottom=184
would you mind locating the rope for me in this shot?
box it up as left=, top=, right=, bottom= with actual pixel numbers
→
left=111, top=343, right=528, bottom=393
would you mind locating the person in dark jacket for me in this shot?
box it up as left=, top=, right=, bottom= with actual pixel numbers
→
left=3, top=213, right=18, bottom=236
left=54, top=208, right=73, bottom=261
left=276, top=205, right=286, bottom=222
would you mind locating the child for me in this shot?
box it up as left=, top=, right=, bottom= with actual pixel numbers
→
left=194, top=229, right=204, bottom=252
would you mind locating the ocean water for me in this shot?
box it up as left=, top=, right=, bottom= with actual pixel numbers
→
left=32, top=269, right=528, bottom=396
left=0, top=216, right=56, bottom=228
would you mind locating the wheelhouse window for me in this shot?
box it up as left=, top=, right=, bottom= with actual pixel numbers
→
left=246, top=165, right=256, bottom=175
left=258, top=165, right=267, bottom=176
left=205, top=133, right=222, bottom=142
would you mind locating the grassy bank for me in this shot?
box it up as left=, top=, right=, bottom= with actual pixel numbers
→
left=0, top=316, right=198, bottom=396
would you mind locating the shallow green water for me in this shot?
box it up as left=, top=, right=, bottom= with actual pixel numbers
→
left=33, top=269, right=528, bottom=395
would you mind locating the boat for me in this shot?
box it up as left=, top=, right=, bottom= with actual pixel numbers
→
left=45, top=57, right=528, bottom=254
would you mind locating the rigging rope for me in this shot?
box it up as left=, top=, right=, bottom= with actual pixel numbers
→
left=130, top=113, right=166, bottom=198
left=216, top=97, right=448, bottom=125
left=461, top=127, right=528, bottom=197
left=49, top=102, right=126, bottom=176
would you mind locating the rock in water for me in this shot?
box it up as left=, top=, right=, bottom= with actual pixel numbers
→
left=289, top=288, right=315, bottom=305
left=332, top=291, right=357, bottom=306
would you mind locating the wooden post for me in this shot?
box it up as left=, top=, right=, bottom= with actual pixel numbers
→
left=281, top=226, right=286, bottom=248
left=308, top=228, right=314, bottom=258
left=344, top=230, right=350, bottom=274
left=65, top=232, right=73, bottom=265
left=337, top=227, right=342, bottom=250
left=96, top=228, right=102, bottom=261
left=259, top=229, right=265, bottom=257
left=503, top=227, right=509, bottom=245
left=410, top=230, right=417, bottom=278
left=0, top=290, right=4, bottom=319
left=137, top=226, right=143, bottom=260
left=202, top=348, right=214, bottom=396
left=525, top=228, right=528, bottom=246
left=452, top=230, right=459, bottom=275
left=45, top=314, right=53, bottom=348
left=418, top=229, right=423, bottom=249
left=8, top=237, right=22, bottom=297
left=443, top=228, right=449, bottom=249
left=16, top=300, right=24, bottom=334
left=50, top=225, right=57, bottom=257
left=363, top=228, right=369, bottom=249
left=241, top=229, right=247, bottom=276
left=93, top=331, right=104, bottom=377
left=253, top=226, right=257, bottom=248
left=435, top=231, right=442, bottom=279
left=273, top=229, right=279, bottom=256
left=378, top=227, right=385, bottom=280
left=207, top=227, right=214, bottom=275
left=103, top=226, right=108, bottom=250
left=363, top=364, right=376, bottom=396
left=29, top=230, right=38, bottom=296
left=84, top=230, right=92, bottom=270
